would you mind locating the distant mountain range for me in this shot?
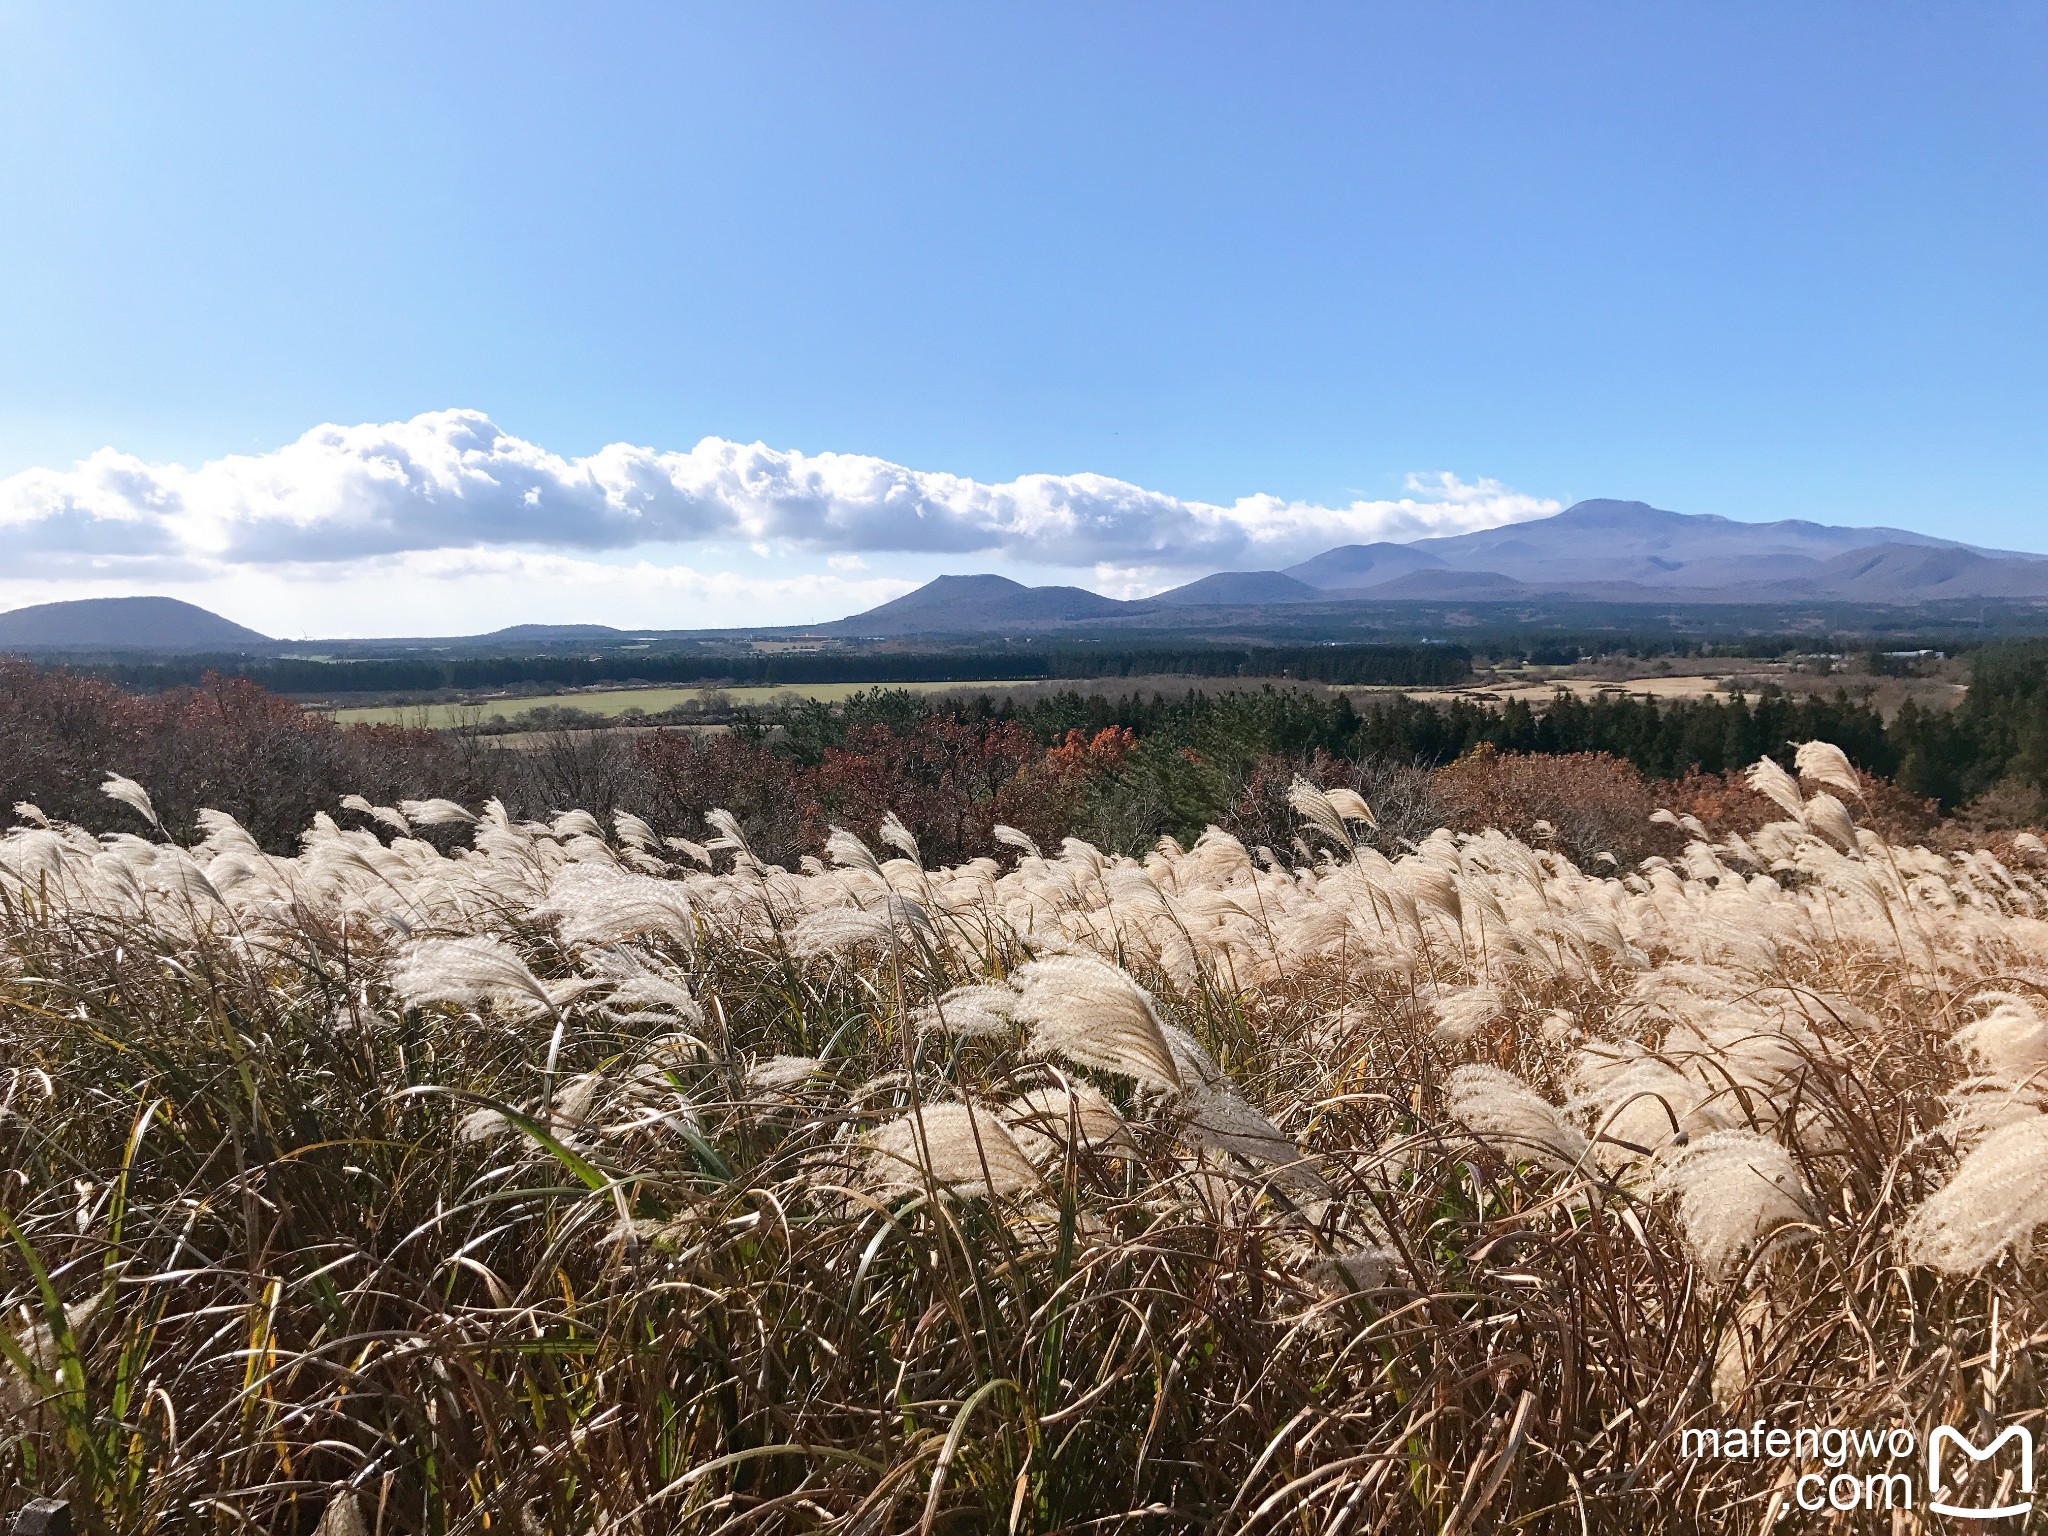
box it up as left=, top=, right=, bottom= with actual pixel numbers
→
left=3, top=500, right=2045, bottom=651
left=826, top=499, right=2048, bottom=635
left=1312, top=498, right=1989, bottom=590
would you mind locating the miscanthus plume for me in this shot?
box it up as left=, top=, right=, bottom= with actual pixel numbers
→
left=1009, top=954, right=1183, bottom=1092
left=1652, top=1130, right=1815, bottom=1278
left=1446, top=1065, right=1587, bottom=1173
left=1902, top=1115, right=2048, bottom=1272
left=865, top=1101, right=1042, bottom=1199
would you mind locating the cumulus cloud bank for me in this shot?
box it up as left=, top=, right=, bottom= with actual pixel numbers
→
left=0, top=409, right=1556, bottom=576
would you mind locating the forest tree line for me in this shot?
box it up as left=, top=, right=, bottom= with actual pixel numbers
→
left=74, top=641, right=1475, bottom=695
left=1, top=639, right=2040, bottom=866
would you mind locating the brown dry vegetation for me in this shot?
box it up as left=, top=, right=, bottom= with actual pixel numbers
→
left=4, top=745, right=2048, bottom=1533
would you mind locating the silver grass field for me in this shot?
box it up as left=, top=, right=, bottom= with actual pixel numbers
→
left=2, top=748, right=2045, bottom=1532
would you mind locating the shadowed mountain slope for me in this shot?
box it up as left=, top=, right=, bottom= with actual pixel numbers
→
left=481, top=623, right=631, bottom=642
left=0, top=596, right=273, bottom=652
left=1768, top=543, right=2048, bottom=601
left=1406, top=499, right=1989, bottom=588
left=826, top=574, right=1131, bottom=635
left=1148, top=571, right=1321, bottom=605
left=1283, top=542, right=1447, bottom=589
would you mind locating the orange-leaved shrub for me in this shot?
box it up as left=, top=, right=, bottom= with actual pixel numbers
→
left=1431, top=745, right=1683, bottom=867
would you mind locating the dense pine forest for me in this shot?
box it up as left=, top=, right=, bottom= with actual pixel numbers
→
left=73, top=641, right=1477, bottom=695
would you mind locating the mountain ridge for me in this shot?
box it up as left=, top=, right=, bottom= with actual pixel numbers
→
left=1283, top=542, right=1446, bottom=589
left=1396, top=498, right=2018, bottom=588
left=825, top=499, right=2048, bottom=633
left=823, top=574, right=1129, bottom=636
left=1149, top=571, right=1321, bottom=606
left=6, top=501, right=2043, bottom=649
left=0, top=596, right=274, bottom=652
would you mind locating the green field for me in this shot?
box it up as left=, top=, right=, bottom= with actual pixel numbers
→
left=325, top=678, right=1040, bottom=727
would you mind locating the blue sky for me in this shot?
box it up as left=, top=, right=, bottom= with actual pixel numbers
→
left=1, top=4, right=2043, bottom=634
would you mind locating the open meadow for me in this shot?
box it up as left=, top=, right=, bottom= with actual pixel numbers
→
left=313, top=651, right=1970, bottom=734
left=325, top=679, right=1049, bottom=729
left=3, top=743, right=2046, bottom=1531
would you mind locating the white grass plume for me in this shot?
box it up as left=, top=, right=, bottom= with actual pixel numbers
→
left=1941, top=995, right=2048, bottom=1146
left=1575, top=1045, right=1735, bottom=1169
left=1001, top=1083, right=1131, bottom=1163
left=878, top=812, right=922, bottom=866
left=1159, top=1022, right=1221, bottom=1089
left=1938, top=1082, right=2044, bottom=1148
left=1325, top=787, right=1376, bottom=828
left=1288, top=777, right=1361, bottom=851
left=399, top=798, right=477, bottom=827
left=312, top=1492, right=370, bottom=1536
left=1794, top=740, right=1862, bottom=800
left=664, top=835, right=713, bottom=869
left=993, top=824, right=1041, bottom=859
left=456, top=1106, right=515, bottom=1145
left=99, top=772, right=161, bottom=830
left=789, top=899, right=930, bottom=958
left=1652, top=1130, right=1814, bottom=1278
left=1010, top=954, right=1183, bottom=1092
left=548, top=1071, right=603, bottom=1132
left=1430, top=984, right=1502, bottom=1045
left=550, top=809, right=605, bottom=841
left=824, top=826, right=883, bottom=877
left=1176, top=1081, right=1327, bottom=1192
left=703, top=808, right=751, bottom=860
left=865, top=1101, right=1041, bottom=1199
left=340, top=795, right=412, bottom=836
left=745, top=1055, right=824, bottom=1095
left=1745, top=757, right=1806, bottom=822
left=1445, top=1066, right=1587, bottom=1173
left=535, top=863, right=695, bottom=949
left=389, top=936, right=555, bottom=1021
left=192, top=808, right=266, bottom=862
left=1401, top=861, right=1461, bottom=924
left=612, top=810, right=659, bottom=851
left=1954, top=993, right=2048, bottom=1086
left=913, top=983, right=1018, bottom=1039
left=1800, top=793, right=1860, bottom=854
left=586, top=949, right=703, bottom=1026
left=1901, top=1114, right=2048, bottom=1272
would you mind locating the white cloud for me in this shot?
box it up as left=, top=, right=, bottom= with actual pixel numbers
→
left=0, top=408, right=1558, bottom=575
left=1090, top=562, right=1178, bottom=600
